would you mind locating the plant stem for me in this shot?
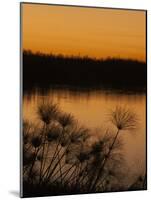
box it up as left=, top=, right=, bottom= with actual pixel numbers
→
left=90, top=129, right=120, bottom=192
left=45, top=144, right=70, bottom=182
left=39, top=123, right=47, bottom=182
left=41, top=127, right=65, bottom=180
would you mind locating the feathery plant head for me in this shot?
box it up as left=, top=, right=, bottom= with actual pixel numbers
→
left=70, top=126, right=90, bottom=144
left=37, top=101, right=59, bottom=124
left=58, top=112, right=75, bottom=128
left=31, top=136, right=42, bottom=148
left=91, top=141, right=104, bottom=155
left=76, top=150, right=90, bottom=163
left=110, top=106, right=138, bottom=131
left=46, top=124, right=61, bottom=142
left=23, top=150, right=36, bottom=166
left=90, top=134, right=111, bottom=156
left=60, top=134, right=69, bottom=147
left=23, top=119, right=33, bottom=144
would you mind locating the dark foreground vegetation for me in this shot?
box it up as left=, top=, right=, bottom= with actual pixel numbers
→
left=23, top=50, right=146, bottom=92
left=22, top=102, right=146, bottom=197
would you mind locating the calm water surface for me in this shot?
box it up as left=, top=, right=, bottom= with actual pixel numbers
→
left=23, top=88, right=146, bottom=182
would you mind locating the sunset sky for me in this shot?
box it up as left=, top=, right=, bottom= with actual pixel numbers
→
left=22, top=3, right=146, bottom=62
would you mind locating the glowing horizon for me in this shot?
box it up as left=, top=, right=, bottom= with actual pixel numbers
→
left=22, top=3, right=146, bottom=62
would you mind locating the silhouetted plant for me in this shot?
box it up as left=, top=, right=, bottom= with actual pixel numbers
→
left=31, top=136, right=42, bottom=148
left=128, top=174, right=147, bottom=190
left=37, top=101, right=59, bottom=124
left=46, top=124, right=61, bottom=142
left=89, top=106, right=138, bottom=192
left=23, top=103, right=140, bottom=197
left=58, top=113, right=75, bottom=128
left=110, top=106, right=138, bottom=130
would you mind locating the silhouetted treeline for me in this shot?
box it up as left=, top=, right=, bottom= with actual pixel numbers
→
left=23, top=50, right=146, bottom=92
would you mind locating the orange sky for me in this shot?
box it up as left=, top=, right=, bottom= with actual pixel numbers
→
left=22, top=3, right=146, bottom=61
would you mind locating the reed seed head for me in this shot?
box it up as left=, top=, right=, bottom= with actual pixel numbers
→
left=110, top=106, right=138, bottom=131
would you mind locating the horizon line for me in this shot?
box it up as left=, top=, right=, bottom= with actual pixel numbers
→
left=23, top=49, right=146, bottom=64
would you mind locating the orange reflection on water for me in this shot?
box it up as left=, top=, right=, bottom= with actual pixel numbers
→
left=23, top=89, right=146, bottom=183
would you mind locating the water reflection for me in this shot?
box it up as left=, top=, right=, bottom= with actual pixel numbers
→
left=23, top=88, right=146, bottom=183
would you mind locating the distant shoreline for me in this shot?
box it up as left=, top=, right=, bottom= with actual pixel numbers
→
left=23, top=50, right=147, bottom=93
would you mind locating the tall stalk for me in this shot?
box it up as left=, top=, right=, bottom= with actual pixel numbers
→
left=27, top=146, right=41, bottom=183
left=45, top=145, right=69, bottom=182
left=41, top=127, right=65, bottom=182
left=39, top=123, right=47, bottom=182
left=89, top=129, right=120, bottom=192
left=52, top=163, right=76, bottom=184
